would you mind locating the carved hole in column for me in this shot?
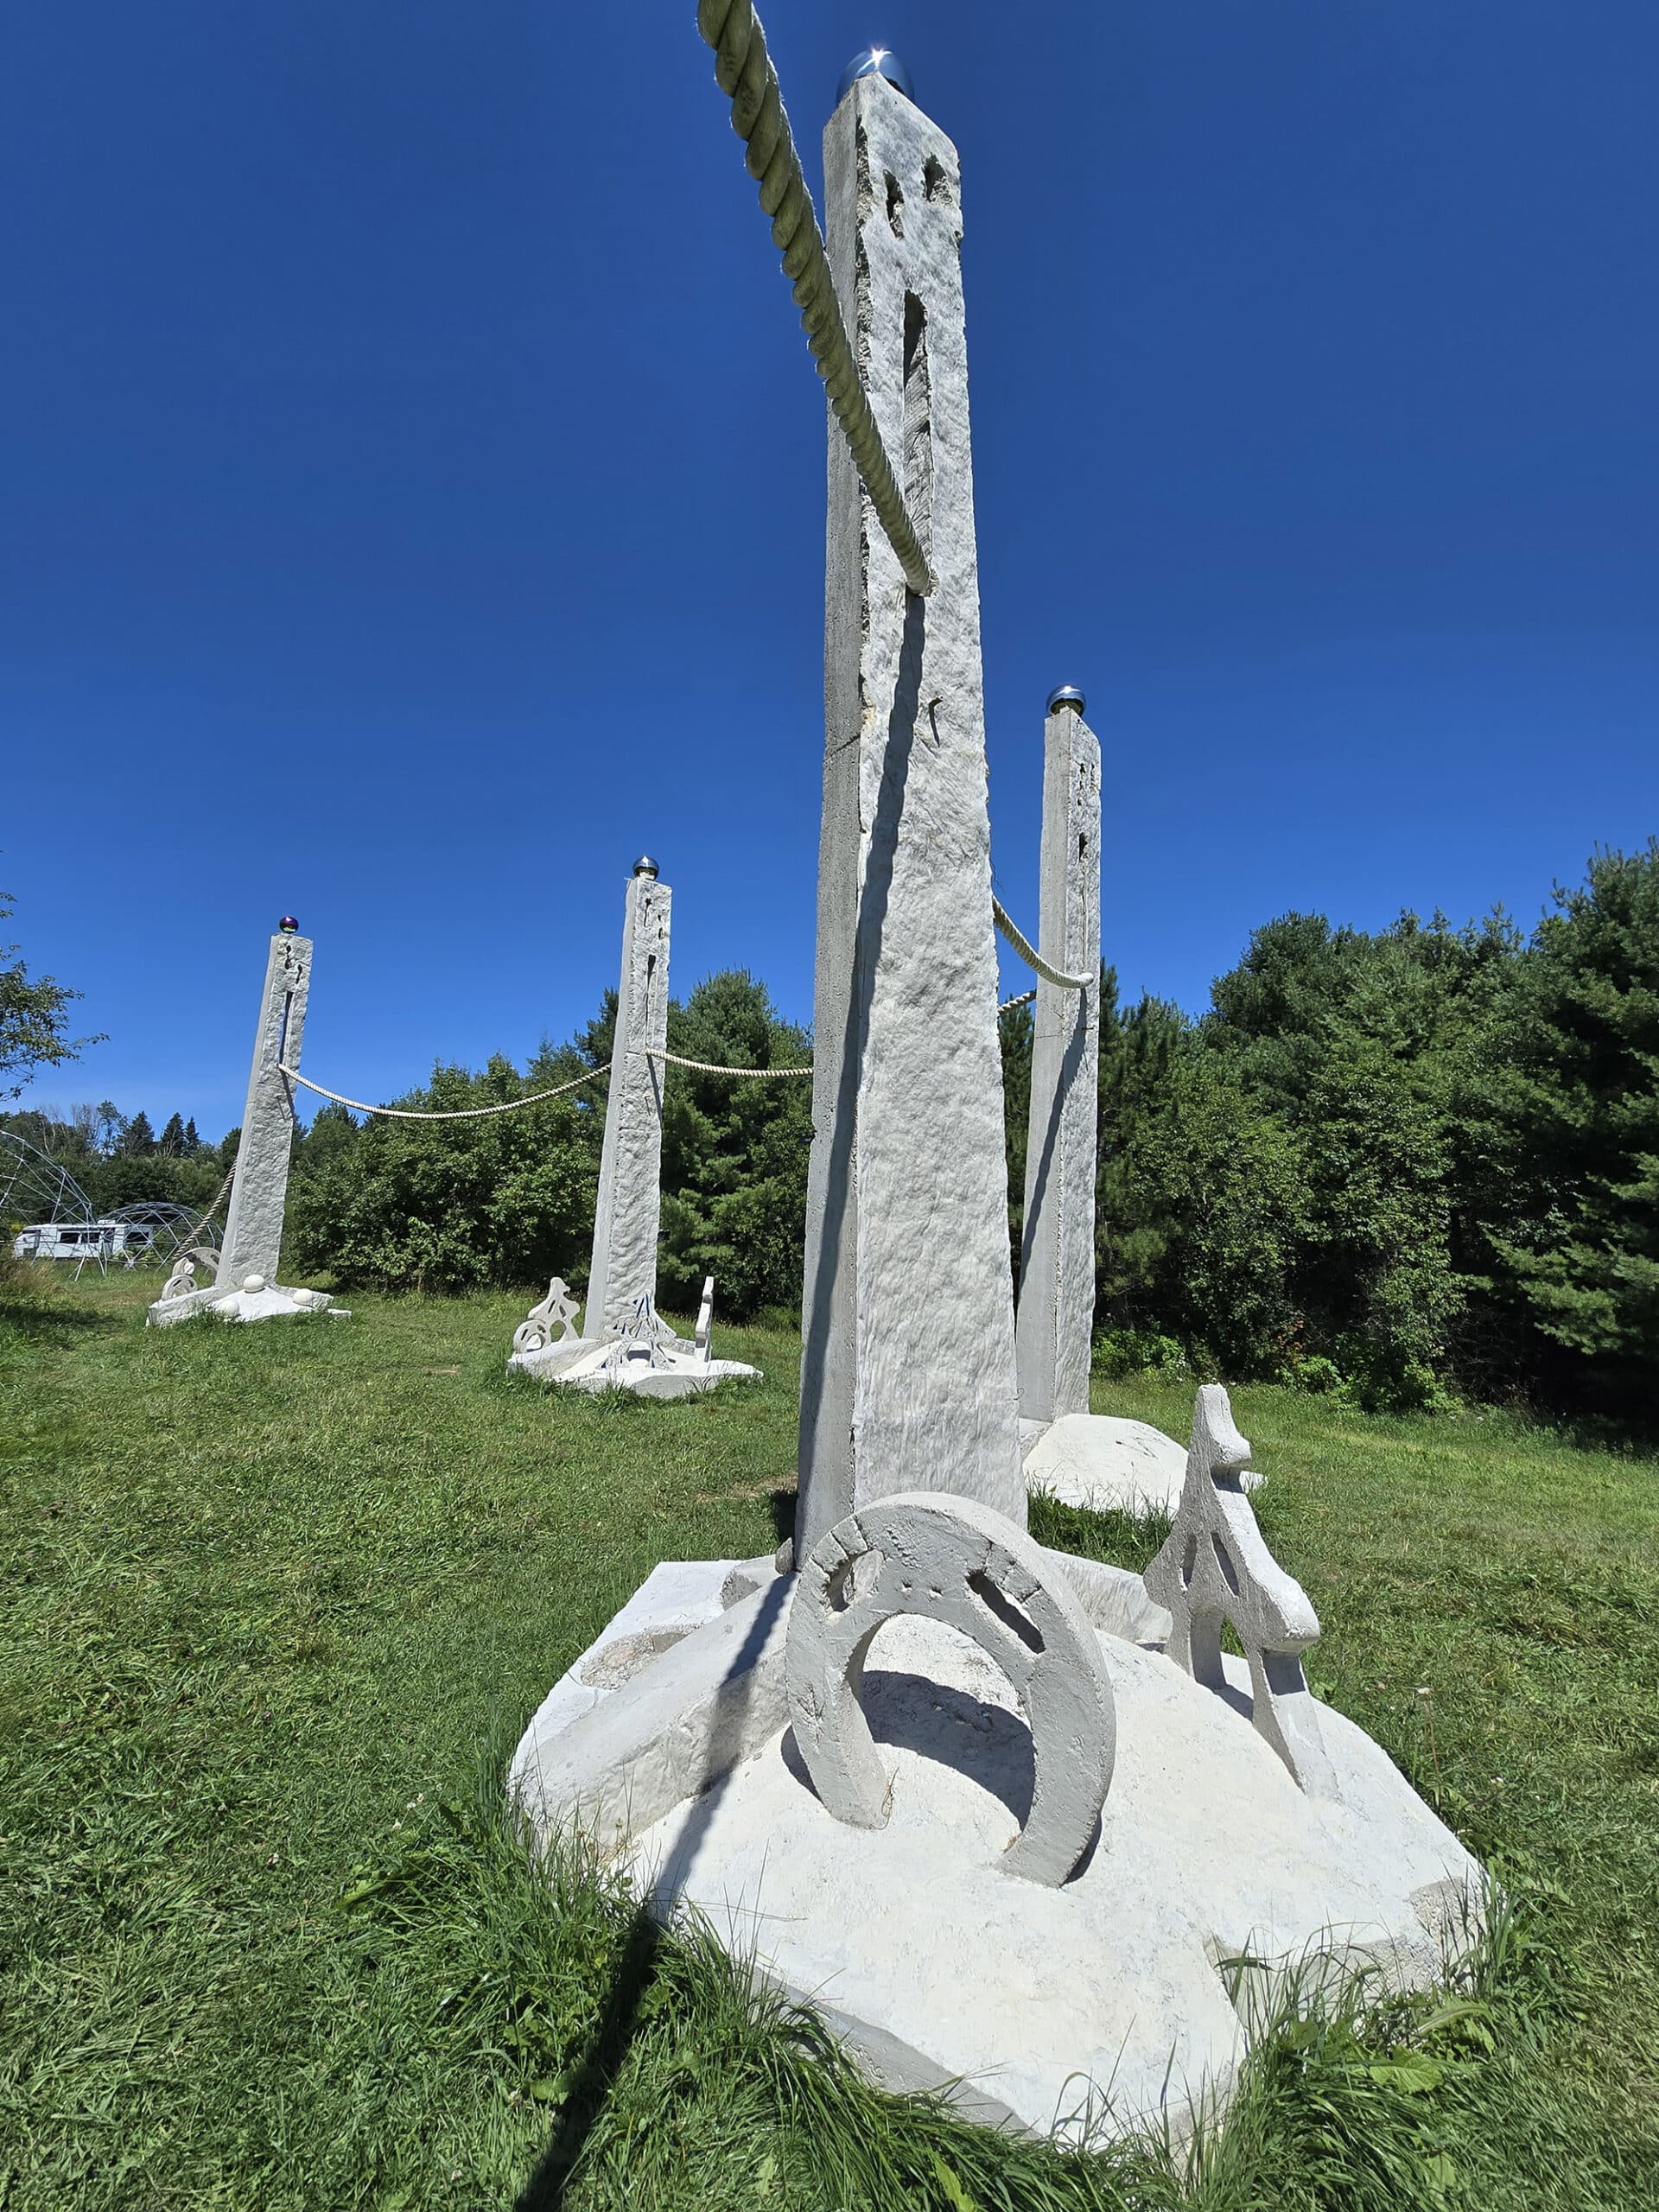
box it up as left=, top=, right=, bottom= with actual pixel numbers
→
left=1180, top=1533, right=1198, bottom=1587
left=826, top=1548, right=882, bottom=1614
left=885, top=171, right=904, bottom=237
left=901, top=293, right=933, bottom=566
left=923, top=154, right=953, bottom=205
left=969, top=1571, right=1045, bottom=1654
left=1212, top=1534, right=1242, bottom=1595
left=277, top=993, right=294, bottom=1065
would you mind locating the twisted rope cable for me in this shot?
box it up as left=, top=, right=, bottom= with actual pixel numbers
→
left=637, top=1047, right=811, bottom=1077
left=277, top=1064, right=609, bottom=1120
left=999, top=988, right=1037, bottom=1015
left=991, top=896, right=1091, bottom=992
left=179, top=1160, right=236, bottom=1248
left=696, top=0, right=932, bottom=595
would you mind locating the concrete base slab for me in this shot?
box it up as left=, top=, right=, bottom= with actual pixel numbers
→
left=517, top=1555, right=776, bottom=1745
left=1026, top=1413, right=1262, bottom=1519
left=508, top=1335, right=760, bottom=1399
left=147, top=1281, right=346, bottom=1327
left=512, top=1562, right=1481, bottom=2145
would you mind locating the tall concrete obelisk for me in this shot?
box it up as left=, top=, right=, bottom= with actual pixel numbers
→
left=216, top=920, right=311, bottom=1290
left=585, top=858, right=671, bottom=1337
left=1016, top=690, right=1102, bottom=1424
left=798, top=68, right=1023, bottom=1555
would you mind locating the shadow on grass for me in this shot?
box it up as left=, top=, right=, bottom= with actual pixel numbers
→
left=0, top=1290, right=114, bottom=1344
left=516, top=1904, right=664, bottom=2209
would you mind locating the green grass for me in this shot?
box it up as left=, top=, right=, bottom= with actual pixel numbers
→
left=2, top=1274, right=1656, bottom=2209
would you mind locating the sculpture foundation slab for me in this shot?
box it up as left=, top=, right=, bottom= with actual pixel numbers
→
left=508, top=1336, right=761, bottom=1399
left=513, top=1594, right=1480, bottom=2142
left=1025, top=1413, right=1262, bottom=1520
left=148, top=1279, right=344, bottom=1327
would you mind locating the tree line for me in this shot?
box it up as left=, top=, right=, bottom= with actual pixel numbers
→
left=9, top=843, right=1657, bottom=1419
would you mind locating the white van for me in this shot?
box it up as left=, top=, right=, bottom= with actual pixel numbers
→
left=11, top=1220, right=154, bottom=1262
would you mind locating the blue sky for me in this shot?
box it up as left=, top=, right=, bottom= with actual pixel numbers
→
left=5, top=1, right=1657, bottom=1136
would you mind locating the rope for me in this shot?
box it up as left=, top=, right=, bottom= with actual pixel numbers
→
left=181, top=1161, right=235, bottom=1246
left=999, top=988, right=1037, bottom=1015
left=638, top=1048, right=811, bottom=1078
left=696, top=0, right=933, bottom=597
left=277, top=1063, right=609, bottom=1121
left=991, top=897, right=1091, bottom=992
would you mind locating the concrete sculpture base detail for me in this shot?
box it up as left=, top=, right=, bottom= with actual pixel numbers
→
left=148, top=1273, right=346, bottom=1327
left=1025, top=1413, right=1262, bottom=1519
left=507, top=1334, right=760, bottom=1400
left=507, top=1283, right=760, bottom=1400
left=510, top=1555, right=1481, bottom=2144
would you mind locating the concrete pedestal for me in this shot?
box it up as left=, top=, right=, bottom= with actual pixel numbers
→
left=509, top=1564, right=1481, bottom=2143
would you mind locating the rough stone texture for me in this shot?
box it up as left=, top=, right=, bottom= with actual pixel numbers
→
left=585, top=872, right=671, bottom=1338
left=216, top=931, right=310, bottom=1290
left=623, top=1618, right=1484, bottom=2141
left=798, top=75, right=1023, bottom=1559
left=1015, top=705, right=1102, bottom=1424
left=786, top=1493, right=1115, bottom=1885
left=512, top=1558, right=764, bottom=1748
left=1145, top=1386, right=1336, bottom=1796
left=1025, top=1412, right=1263, bottom=1519
left=510, top=1573, right=793, bottom=1863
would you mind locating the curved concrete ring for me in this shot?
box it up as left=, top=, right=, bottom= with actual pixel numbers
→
left=785, top=1491, right=1116, bottom=1886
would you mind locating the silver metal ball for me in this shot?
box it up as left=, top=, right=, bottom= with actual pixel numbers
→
left=836, top=48, right=915, bottom=104
left=632, top=855, right=660, bottom=879
left=1046, top=685, right=1086, bottom=715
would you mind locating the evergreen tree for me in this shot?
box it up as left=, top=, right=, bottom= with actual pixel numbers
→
left=182, top=1117, right=201, bottom=1153
left=120, top=1110, right=156, bottom=1158
left=158, top=1112, right=188, bottom=1157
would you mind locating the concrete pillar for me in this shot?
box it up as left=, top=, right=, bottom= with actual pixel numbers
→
left=216, top=922, right=310, bottom=1288
left=585, top=859, right=671, bottom=1337
left=1015, top=692, right=1102, bottom=1424
left=798, top=73, right=1024, bottom=1556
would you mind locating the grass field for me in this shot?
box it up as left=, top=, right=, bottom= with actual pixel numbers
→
left=2, top=1271, right=1656, bottom=2209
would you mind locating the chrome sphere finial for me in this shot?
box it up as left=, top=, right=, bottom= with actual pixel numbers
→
left=1046, top=685, right=1086, bottom=716
left=836, top=48, right=914, bottom=105
left=632, top=854, right=660, bottom=879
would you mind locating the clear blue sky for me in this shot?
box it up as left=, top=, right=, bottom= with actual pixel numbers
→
left=5, top=2, right=1657, bottom=1137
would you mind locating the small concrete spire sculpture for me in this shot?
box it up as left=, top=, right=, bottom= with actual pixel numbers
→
left=1143, top=1384, right=1338, bottom=1796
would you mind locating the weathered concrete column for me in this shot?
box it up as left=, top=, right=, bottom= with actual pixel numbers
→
left=1015, top=690, right=1102, bottom=1424
left=798, top=73, right=1023, bottom=1556
left=216, top=920, right=310, bottom=1288
left=585, top=859, right=671, bottom=1337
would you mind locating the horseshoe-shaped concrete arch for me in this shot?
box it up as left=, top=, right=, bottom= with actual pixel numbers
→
left=784, top=1491, right=1116, bottom=1886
